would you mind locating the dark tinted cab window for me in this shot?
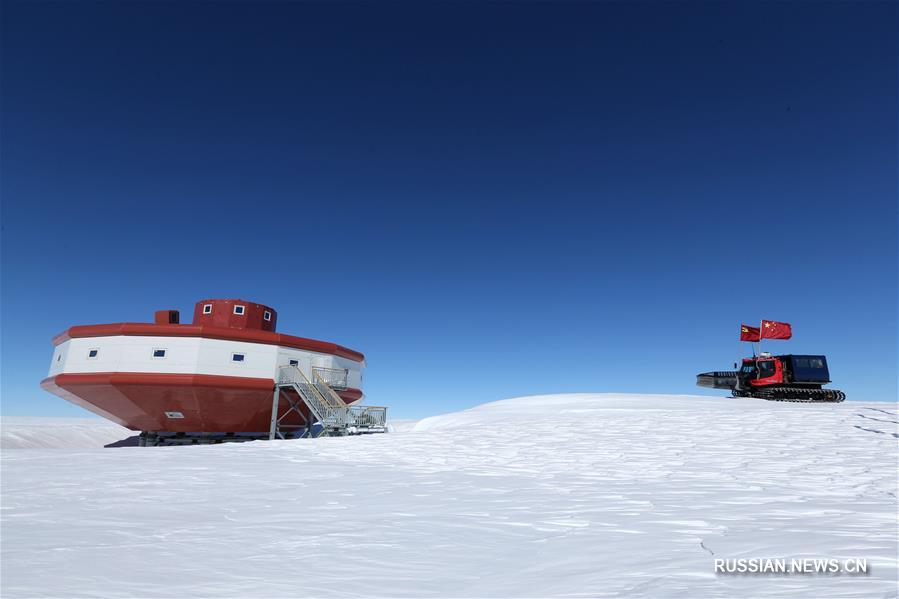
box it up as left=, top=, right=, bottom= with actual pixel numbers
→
left=758, top=361, right=776, bottom=377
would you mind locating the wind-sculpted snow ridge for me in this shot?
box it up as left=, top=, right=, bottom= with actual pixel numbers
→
left=1, top=417, right=133, bottom=448
left=2, top=394, right=897, bottom=598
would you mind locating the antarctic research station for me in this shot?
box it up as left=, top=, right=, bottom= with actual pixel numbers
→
left=41, top=299, right=387, bottom=446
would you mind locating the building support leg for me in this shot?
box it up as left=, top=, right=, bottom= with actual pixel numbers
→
left=268, top=386, right=280, bottom=440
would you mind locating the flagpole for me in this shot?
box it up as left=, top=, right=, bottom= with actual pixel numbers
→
left=754, top=320, right=763, bottom=385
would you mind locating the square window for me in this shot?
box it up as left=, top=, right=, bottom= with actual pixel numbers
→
left=233, top=305, right=245, bottom=315
left=88, top=349, right=99, bottom=359
left=232, top=353, right=245, bottom=362
left=263, top=310, right=272, bottom=322
left=152, top=349, right=166, bottom=358
left=289, top=359, right=299, bottom=366
left=203, top=304, right=213, bottom=314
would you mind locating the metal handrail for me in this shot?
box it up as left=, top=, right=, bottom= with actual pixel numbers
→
left=277, top=365, right=386, bottom=433
left=278, top=366, right=346, bottom=426
left=311, top=369, right=348, bottom=408
left=348, top=405, right=387, bottom=428
left=312, top=367, right=349, bottom=390
left=311, top=371, right=387, bottom=427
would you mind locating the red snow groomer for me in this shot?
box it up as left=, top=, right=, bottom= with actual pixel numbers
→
left=696, top=320, right=846, bottom=403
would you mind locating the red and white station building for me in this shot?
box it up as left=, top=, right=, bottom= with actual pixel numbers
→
left=41, top=299, right=365, bottom=434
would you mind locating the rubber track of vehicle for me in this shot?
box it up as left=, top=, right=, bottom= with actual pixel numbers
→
left=732, top=388, right=846, bottom=403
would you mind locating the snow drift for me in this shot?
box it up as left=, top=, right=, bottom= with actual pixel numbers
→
left=1, top=394, right=897, bottom=598
left=1, top=417, right=133, bottom=449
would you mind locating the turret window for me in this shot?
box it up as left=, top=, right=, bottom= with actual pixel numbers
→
left=263, top=310, right=272, bottom=321
left=152, top=349, right=167, bottom=359
left=232, top=353, right=245, bottom=362
left=202, top=304, right=213, bottom=314
left=87, top=349, right=99, bottom=359
left=233, top=305, right=245, bottom=315
left=289, top=359, right=299, bottom=366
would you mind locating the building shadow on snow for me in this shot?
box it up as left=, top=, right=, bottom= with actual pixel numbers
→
left=104, top=435, right=141, bottom=447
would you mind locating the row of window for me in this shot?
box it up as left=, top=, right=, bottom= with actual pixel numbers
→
left=794, top=357, right=825, bottom=369
left=58, top=351, right=343, bottom=377
left=82, top=349, right=247, bottom=362
left=80, top=351, right=303, bottom=367
left=201, top=304, right=272, bottom=321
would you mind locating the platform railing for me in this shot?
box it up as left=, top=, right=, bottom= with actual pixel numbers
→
left=312, top=367, right=349, bottom=390
left=348, top=405, right=388, bottom=429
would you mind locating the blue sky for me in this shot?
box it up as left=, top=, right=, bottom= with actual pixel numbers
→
left=2, top=1, right=896, bottom=419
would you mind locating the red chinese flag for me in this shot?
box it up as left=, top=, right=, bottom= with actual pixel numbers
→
left=761, top=320, right=792, bottom=340
left=740, top=324, right=761, bottom=342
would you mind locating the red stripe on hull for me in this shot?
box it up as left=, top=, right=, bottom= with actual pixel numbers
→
left=41, top=373, right=363, bottom=433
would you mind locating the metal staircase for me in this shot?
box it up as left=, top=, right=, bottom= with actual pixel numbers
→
left=270, top=365, right=387, bottom=439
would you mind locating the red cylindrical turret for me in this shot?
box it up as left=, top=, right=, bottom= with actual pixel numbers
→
left=191, top=299, right=277, bottom=332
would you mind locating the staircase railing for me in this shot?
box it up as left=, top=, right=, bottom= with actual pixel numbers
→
left=310, top=370, right=387, bottom=428
left=277, top=365, right=346, bottom=426
left=275, top=365, right=387, bottom=437
left=311, top=369, right=348, bottom=408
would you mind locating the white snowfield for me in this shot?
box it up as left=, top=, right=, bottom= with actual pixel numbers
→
left=1, top=394, right=897, bottom=598
left=1, top=417, right=132, bottom=449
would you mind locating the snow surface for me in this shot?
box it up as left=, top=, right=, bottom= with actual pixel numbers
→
left=2, top=394, right=897, bottom=598
left=1, top=417, right=133, bottom=449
